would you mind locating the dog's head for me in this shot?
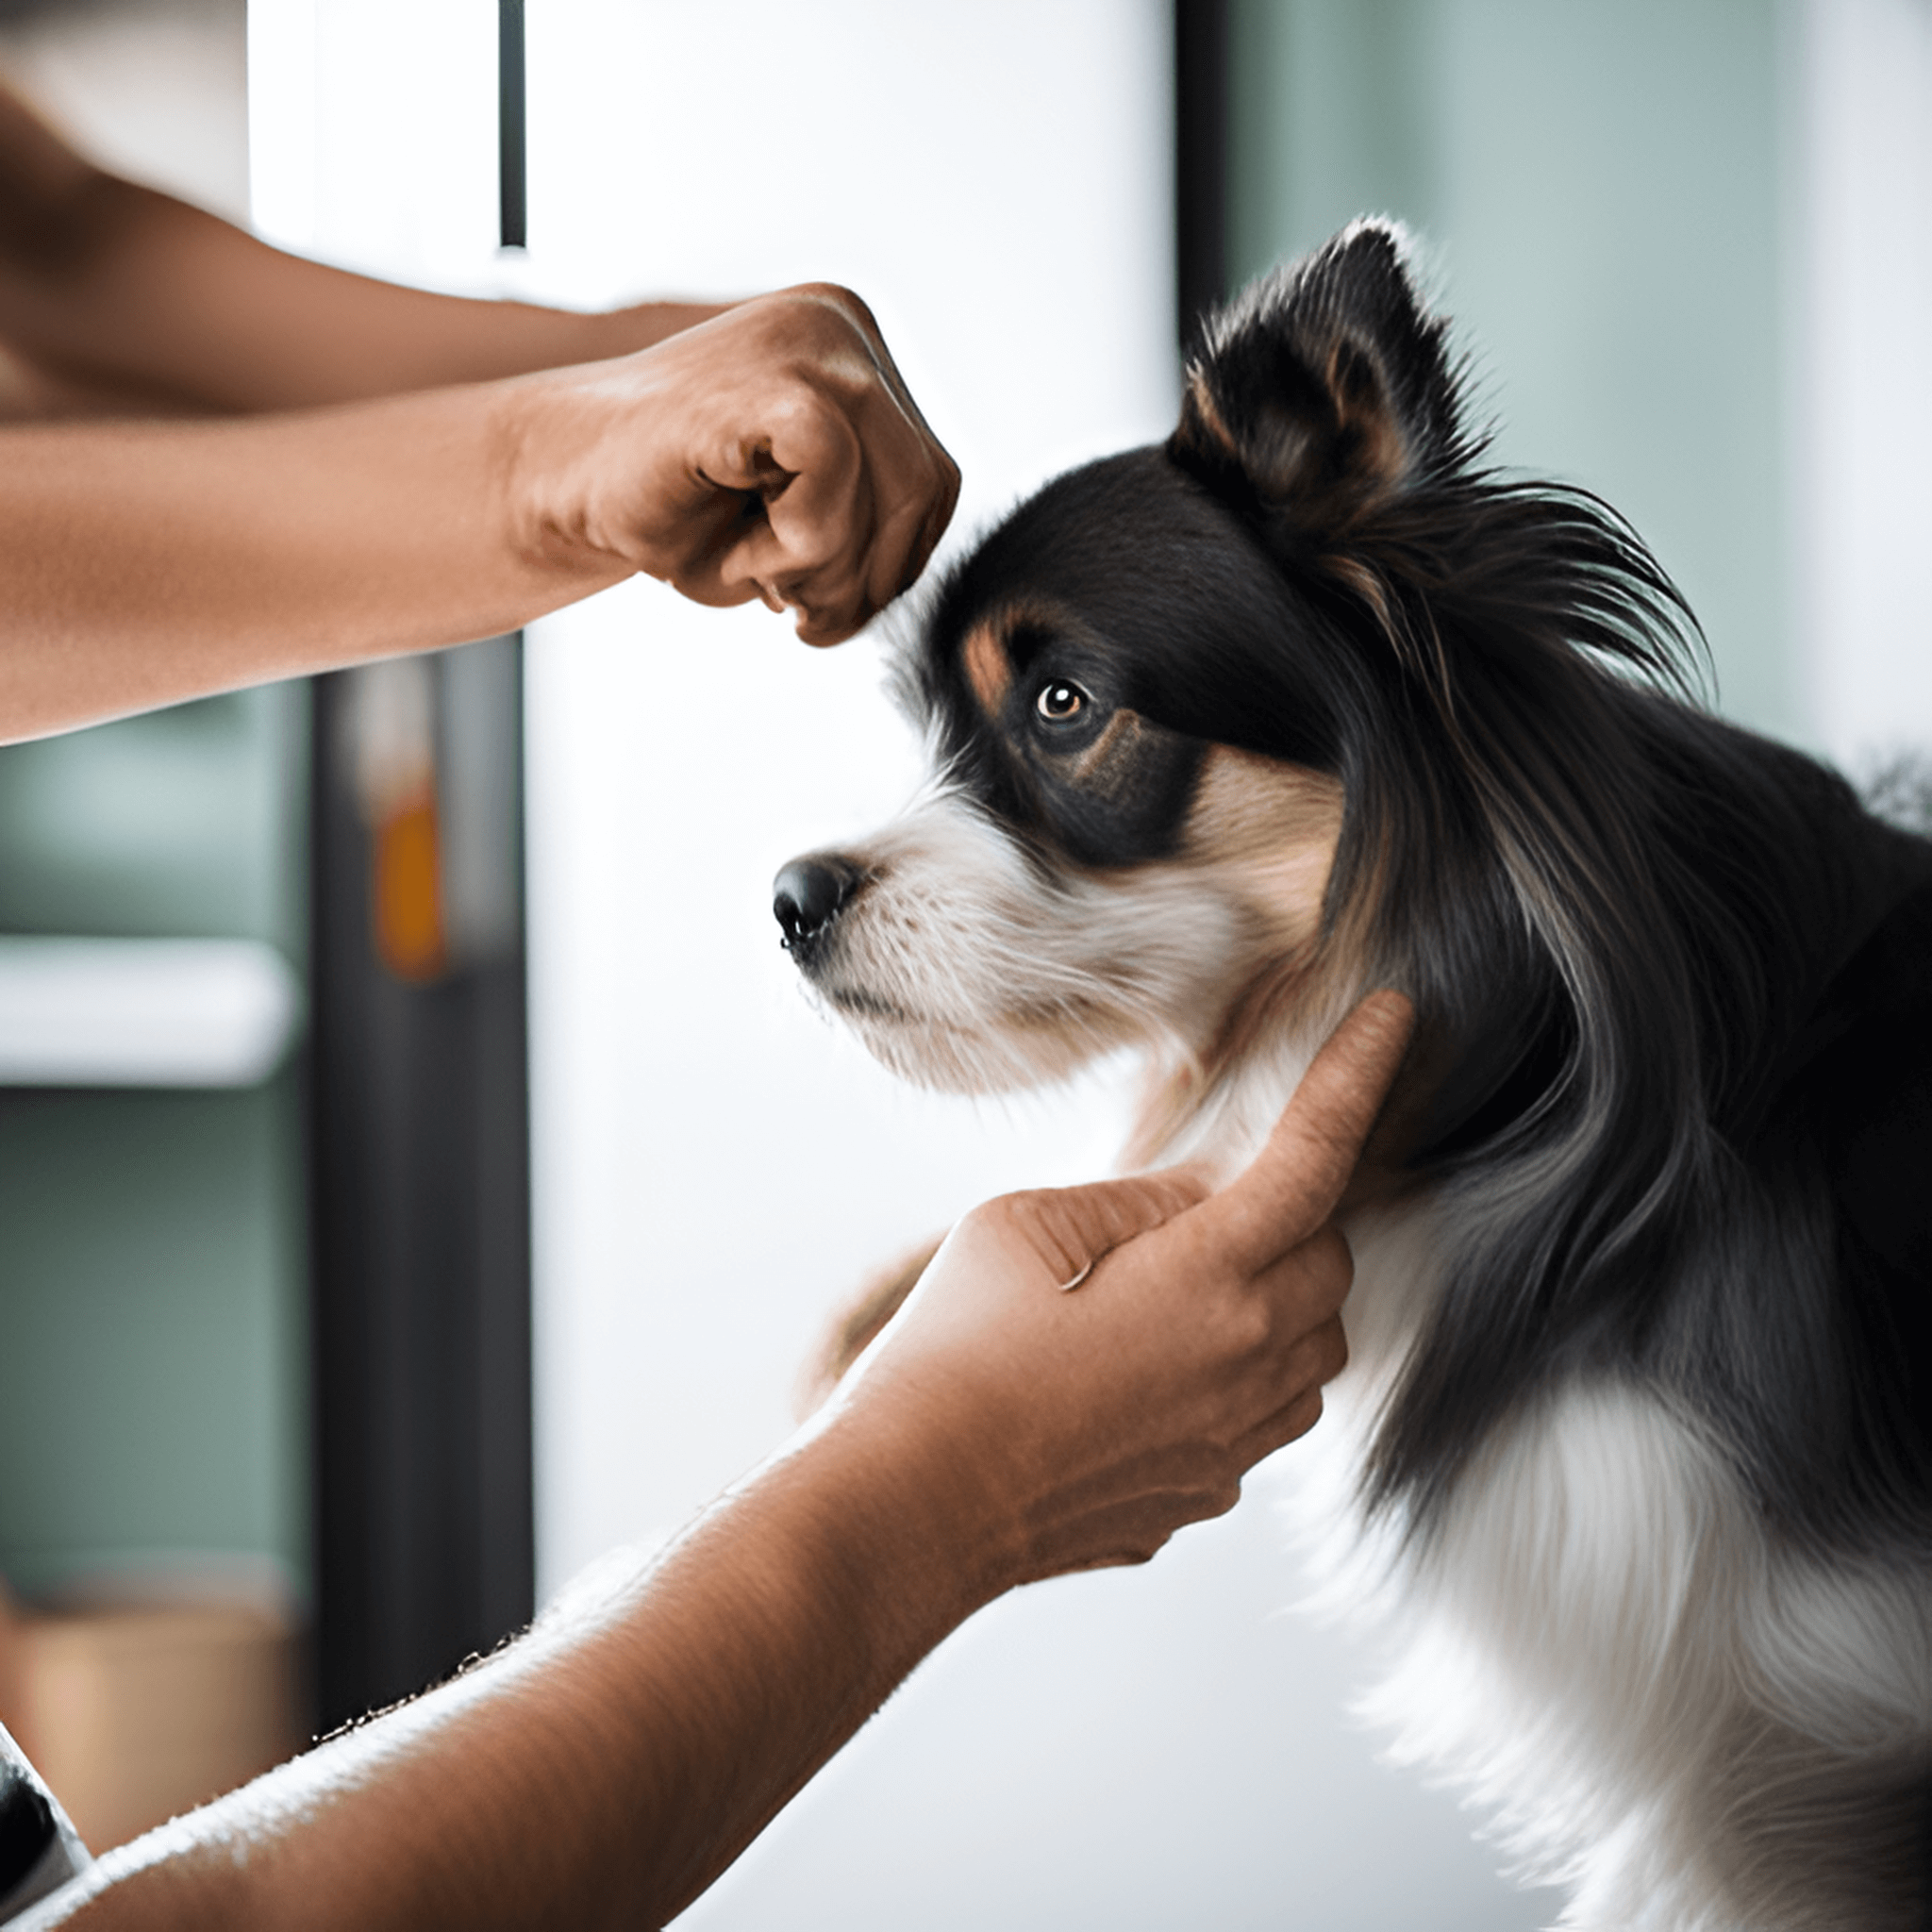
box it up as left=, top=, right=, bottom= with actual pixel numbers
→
left=774, top=222, right=1694, bottom=1169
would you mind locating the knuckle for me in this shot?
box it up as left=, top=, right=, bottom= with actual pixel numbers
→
left=767, top=384, right=845, bottom=456
left=799, top=278, right=861, bottom=310
left=986, top=1189, right=1085, bottom=1277
left=1320, top=1317, right=1350, bottom=1381
left=1216, top=1290, right=1274, bottom=1361
left=998, top=1187, right=1055, bottom=1225
left=763, top=378, right=821, bottom=428
left=951, top=1197, right=1009, bottom=1249
left=801, top=613, right=859, bottom=646
left=1278, top=1390, right=1324, bottom=1447
left=965, top=1190, right=1025, bottom=1233
left=1191, top=1477, right=1243, bottom=1524
left=1298, top=1225, right=1354, bottom=1307
left=1309, top=1221, right=1352, bottom=1270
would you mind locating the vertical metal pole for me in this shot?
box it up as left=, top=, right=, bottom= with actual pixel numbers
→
left=498, top=0, right=527, bottom=251
left=1174, top=0, right=1229, bottom=358
left=309, top=644, right=534, bottom=1731
left=310, top=13, right=537, bottom=1727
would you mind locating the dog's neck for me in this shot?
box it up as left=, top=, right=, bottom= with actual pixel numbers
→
left=1120, top=958, right=1571, bottom=1216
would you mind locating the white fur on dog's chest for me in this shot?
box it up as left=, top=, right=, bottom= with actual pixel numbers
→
left=1269, top=1196, right=1932, bottom=1928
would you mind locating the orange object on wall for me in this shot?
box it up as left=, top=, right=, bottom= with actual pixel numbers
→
left=374, top=791, right=446, bottom=984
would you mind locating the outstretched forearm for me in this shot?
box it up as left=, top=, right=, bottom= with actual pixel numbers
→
left=22, top=997, right=1411, bottom=1932
left=0, top=82, right=724, bottom=417
left=0, top=285, right=959, bottom=740
left=0, top=382, right=623, bottom=739
left=0, top=85, right=958, bottom=726
left=35, top=1414, right=989, bottom=1932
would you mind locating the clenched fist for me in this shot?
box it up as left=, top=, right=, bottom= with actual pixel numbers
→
left=506, top=285, right=960, bottom=644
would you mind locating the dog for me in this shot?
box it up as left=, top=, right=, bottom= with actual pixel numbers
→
left=771, top=222, right=1932, bottom=1929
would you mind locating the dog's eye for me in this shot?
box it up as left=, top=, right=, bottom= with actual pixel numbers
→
left=1036, top=680, right=1089, bottom=724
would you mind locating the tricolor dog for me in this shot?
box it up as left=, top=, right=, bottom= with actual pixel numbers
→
left=773, top=223, right=1932, bottom=1929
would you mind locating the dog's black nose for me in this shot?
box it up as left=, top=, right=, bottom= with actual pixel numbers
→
left=773, top=857, right=861, bottom=950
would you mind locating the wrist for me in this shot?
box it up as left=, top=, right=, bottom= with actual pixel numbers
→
left=746, top=1394, right=1024, bottom=1675
left=579, top=300, right=738, bottom=359
left=489, top=367, right=642, bottom=582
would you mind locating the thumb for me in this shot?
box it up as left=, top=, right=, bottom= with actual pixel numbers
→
left=997, top=1167, right=1214, bottom=1291
left=1186, top=991, right=1416, bottom=1274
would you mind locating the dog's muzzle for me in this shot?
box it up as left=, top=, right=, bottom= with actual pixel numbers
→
left=772, top=855, right=864, bottom=959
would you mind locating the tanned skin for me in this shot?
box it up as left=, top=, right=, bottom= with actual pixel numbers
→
left=0, top=77, right=1416, bottom=1927
left=33, top=994, right=1413, bottom=1932
left=0, top=82, right=958, bottom=737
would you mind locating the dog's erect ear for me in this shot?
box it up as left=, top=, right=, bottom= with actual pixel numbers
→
left=1170, top=220, right=1461, bottom=537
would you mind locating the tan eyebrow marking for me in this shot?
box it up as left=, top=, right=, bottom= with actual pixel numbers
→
left=961, top=622, right=1012, bottom=716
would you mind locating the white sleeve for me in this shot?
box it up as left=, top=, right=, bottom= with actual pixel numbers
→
left=0, top=1724, right=91, bottom=1925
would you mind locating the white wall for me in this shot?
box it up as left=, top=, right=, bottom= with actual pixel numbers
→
left=247, top=4, right=1552, bottom=1923
left=1797, top=0, right=1932, bottom=771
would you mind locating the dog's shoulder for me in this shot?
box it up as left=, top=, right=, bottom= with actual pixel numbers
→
left=1776, top=874, right=1932, bottom=1266
left=1768, top=870, right=1932, bottom=1495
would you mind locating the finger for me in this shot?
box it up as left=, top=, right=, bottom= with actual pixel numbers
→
left=784, top=546, right=875, bottom=644
left=1249, top=1224, right=1355, bottom=1329
left=1185, top=990, right=1415, bottom=1274
left=711, top=396, right=866, bottom=605
left=760, top=391, right=864, bottom=541
left=776, top=287, right=959, bottom=627
left=794, top=606, right=866, bottom=648
left=908, top=445, right=961, bottom=585
left=1227, top=1307, right=1347, bottom=1466
left=727, top=503, right=866, bottom=639
left=1291, top=1309, right=1351, bottom=1388
left=1001, top=1167, right=1213, bottom=1290
left=651, top=467, right=770, bottom=602
left=855, top=464, right=953, bottom=626
left=803, top=282, right=951, bottom=478
left=762, top=479, right=872, bottom=637
left=1233, top=1385, right=1327, bottom=1469
left=665, top=563, right=767, bottom=613
left=789, top=434, right=951, bottom=640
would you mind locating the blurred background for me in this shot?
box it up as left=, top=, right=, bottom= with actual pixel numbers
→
left=0, top=0, right=1925, bottom=1923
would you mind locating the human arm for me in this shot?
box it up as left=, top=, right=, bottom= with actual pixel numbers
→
left=0, top=76, right=958, bottom=736
left=0, top=80, right=722, bottom=416
left=25, top=992, right=1414, bottom=1932
left=0, top=281, right=958, bottom=739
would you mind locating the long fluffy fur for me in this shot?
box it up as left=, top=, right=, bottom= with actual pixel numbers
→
left=777, top=222, right=1932, bottom=1926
